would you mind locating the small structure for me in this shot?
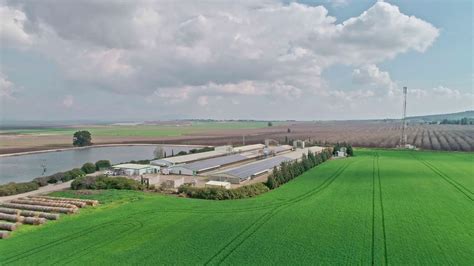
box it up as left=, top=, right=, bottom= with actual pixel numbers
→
left=293, top=140, right=305, bottom=149
left=205, top=181, right=231, bottom=189
left=112, top=164, right=160, bottom=176
left=161, top=177, right=185, bottom=189
left=337, top=147, right=347, bottom=157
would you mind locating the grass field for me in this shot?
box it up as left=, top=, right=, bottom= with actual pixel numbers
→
left=0, top=149, right=472, bottom=265
left=0, top=121, right=279, bottom=137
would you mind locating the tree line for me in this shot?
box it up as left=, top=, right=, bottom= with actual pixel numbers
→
left=265, top=149, right=332, bottom=189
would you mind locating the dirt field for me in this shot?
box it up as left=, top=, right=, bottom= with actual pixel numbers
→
left=1, top=121, right=473, bottom=154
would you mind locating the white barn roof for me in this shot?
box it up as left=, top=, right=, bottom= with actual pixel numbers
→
left=112, top=164, right=152, bottom=170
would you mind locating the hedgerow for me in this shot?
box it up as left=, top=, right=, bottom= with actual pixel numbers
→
left=0, top=182, right=39, bottom=197
left=71, top=175, right=144, bottom=191
left=178, top=183, right=269, bottom=200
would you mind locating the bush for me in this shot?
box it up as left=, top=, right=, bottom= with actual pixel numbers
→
left=124, top=159, right=150, bottom=165
left=71, top=175, right=144, bottom=191
left=189, top=146, right=214, bottom=154
left=95, top=160, right=111, bottom=170
left=0, top=181, right=39, bottom=196
left=81, top=162, right=96, bottom=174
left=32, top=168, right=85, bottom=186
left=178, top=183, right=269, bottom=200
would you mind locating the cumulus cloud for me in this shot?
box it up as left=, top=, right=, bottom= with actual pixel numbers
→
left=0, top=72, right=15, bottom=98
left=197, top=96, right=209, bottom=106
left=61, top=95, right=74, bottom=108
left=1, top=0, right=442, bottom=119
left=0, top=5, right=31, bottom=47
left=352, top=64, right=397, bottom=95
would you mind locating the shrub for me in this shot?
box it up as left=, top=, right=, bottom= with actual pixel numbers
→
left=189, top=146, right=214, bottom=154
left=178, top=183, right=269, bottom=200
left=125, top=159, right=150, bottom=165
left=71, top=175, right=144, bottom=191
left=81, top=162, right=96, bottom=174
left=0, top=181, right=39, bottom=197
left=95, top=160, right=111, bottom=170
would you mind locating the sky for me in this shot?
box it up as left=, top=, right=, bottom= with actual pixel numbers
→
left=0, top=0, right=472, bottom=122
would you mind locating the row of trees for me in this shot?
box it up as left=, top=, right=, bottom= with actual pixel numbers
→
left=154, top=146, right=214, bottom=159
left=265, top=149, right=332, bottom=189
left=0, top=159, right=113, bottom=196
left=439, top=117, right=473, bottom=125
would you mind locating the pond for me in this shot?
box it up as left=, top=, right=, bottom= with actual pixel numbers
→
left=0, top=145, right=199, bottom=184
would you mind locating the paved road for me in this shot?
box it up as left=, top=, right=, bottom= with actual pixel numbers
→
left=0, top=181, right=72, bottom=202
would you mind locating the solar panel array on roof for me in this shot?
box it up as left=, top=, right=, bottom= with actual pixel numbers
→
left=183, top=154, right=248, bottom=172
left=223, top=156, right=292, bottom=180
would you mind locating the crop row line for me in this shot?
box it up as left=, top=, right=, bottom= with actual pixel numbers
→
left=1, top=220, right=142, bottom=265
left=376, top=153, right=388, bottom=265
left=206, top=161, right=352, bottom=264
left=411, top=154, right=473, bottom=201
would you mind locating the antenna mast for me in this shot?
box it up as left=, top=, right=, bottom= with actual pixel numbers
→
left=400, top=86, right=407, bottom=147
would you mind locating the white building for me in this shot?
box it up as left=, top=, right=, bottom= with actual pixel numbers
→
left=205, top=181, right=231, bottom=189
left=112, top=164, right=160, bottom=176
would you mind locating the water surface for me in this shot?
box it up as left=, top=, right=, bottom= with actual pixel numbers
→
left=0, top=145, right=197, bottom=184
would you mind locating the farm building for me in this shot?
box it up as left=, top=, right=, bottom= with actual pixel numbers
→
left=169, top=154, right=249, bottom=175
left=210, top=156, right=293, bottom=184
left=150, top=146, right=232, bottom=167
left=205, top=181, right=231, bottom=189
left=112, top=164, right=160, bottom=176
left=151, top=144, right=266, bottom=167
left=337, top=147, right=347, bottom=157
left=232, top=144, right=266, bottom=153
left=161, top=177, right=185, bottom=189
left=263, top=145, right=293, bottom=156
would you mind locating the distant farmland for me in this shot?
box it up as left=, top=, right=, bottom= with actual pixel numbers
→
left=0, top=121, right=472, bottom=154
left=0, top=149, right=472, bottom=265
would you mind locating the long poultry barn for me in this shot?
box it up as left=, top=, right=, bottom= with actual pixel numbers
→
left=168, top=154, right=250, bottom=175
left=209, top=156, right=293, bottom=184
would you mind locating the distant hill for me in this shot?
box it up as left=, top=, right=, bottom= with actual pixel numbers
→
left=407, top=110, right=474, bottom=122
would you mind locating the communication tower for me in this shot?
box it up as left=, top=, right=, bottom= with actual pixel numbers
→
left=400, top=86, right=408, bottom=147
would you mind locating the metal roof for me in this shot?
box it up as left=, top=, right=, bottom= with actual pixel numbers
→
left=151, top=144, right=265, bottom=166
left=206, top=181, right=231, bottom=186
left=264, top=145, right=293, bottom=154
left=222, top=156, right=292, bottom=180
left=112, top=163, right=153, bottom=170
left=232, top=144, right=265, bottom=153
left=151, top=150, right=227, bottom=165
left=182, top=154, right=247, bottom=172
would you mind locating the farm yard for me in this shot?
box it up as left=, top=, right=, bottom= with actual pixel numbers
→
left=1, top=121, right=473, bottom=154
left=0, top=149, right=472, bottom=265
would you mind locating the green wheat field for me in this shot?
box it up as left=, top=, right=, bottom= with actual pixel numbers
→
left=0, top=149, right=472, bottom=265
